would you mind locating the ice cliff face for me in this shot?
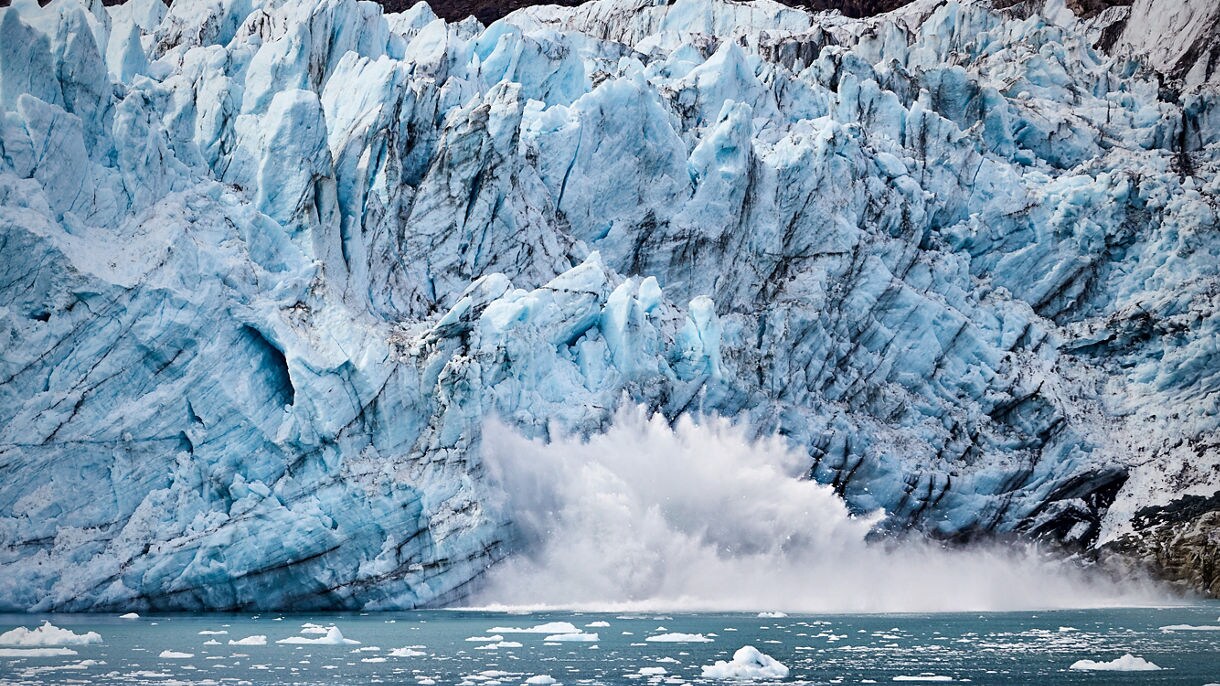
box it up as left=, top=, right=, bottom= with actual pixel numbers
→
left=1, top=0, right=1218, bottom=610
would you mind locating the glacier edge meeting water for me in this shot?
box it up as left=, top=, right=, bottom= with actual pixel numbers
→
left=1, top=0, right=1219, bottom=612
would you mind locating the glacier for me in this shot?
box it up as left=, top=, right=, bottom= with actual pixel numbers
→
left=0, top=0, right=1218, bottom=610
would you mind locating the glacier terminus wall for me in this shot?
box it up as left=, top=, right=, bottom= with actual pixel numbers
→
left=1, top=0, right=1218, bottom=609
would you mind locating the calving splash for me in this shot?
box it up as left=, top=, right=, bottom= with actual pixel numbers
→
left=473, top=407, right=1162, bottom=613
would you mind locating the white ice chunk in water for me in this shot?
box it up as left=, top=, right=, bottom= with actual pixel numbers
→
left=158, top=650, right=194, bottom=659
left=474, top=640, right=523, bottom=650
left=1159, top=624, right=1220, bottom=631
left=645, top=633, right=713, bottom=643
left=1069, top=654, right=1161, bottom=671
left=488, top=622, right=580, bottom=634
left=276, top=627, right=359, bottom=645
left=701, top=646, right=789, bottom=679
left=229, top=635, right=267, bottom=645
left=0, top=648, right=79, bottom=657
left=0, top=622, right=102, bottom=647
left=543, top=632, right=598, bottom=642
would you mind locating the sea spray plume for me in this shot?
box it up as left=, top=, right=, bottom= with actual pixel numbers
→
left=474, top=406, right=1165, bottom=612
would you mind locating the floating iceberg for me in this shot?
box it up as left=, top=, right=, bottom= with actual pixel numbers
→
left=0, top=648, right=79, bottom=657
left=276, top=627, right=359, bottom=645
left=645, top=632, right=714, bottom=643
left=1069, top=654, right=1161, bottom=671
left=701, top=646, right=789, bottom=679
left=543, top=632, right=599, bottom=642
left=488, top=622, right=581, bottom=634
left=0, top=623, right=101, bottom=647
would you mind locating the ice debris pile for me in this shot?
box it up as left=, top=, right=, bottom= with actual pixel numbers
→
left=0, top=0, right=1218, bottom=609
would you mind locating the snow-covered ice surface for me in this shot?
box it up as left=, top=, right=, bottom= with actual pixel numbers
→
left=1, top=0, right=1219, bottom=611
left=0, top=608, right=1215, bottom=684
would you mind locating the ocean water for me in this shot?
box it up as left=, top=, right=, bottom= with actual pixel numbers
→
left=1, top=605, right=1218, bottom=684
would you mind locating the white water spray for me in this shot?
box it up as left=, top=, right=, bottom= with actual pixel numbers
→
left=471, top=406, right=1164, bottom=612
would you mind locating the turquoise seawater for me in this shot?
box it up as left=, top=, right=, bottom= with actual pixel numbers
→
left=1, top=605, right=1218, bottom=684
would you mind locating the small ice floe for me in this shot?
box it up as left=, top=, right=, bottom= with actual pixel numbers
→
left=645, top=633, right=713, bottom=643
left=18, top=658, right=102, bottom=674
left=361, top=657, right=387, bottom=663
left=701, top=646, right=789, bottom=679
left=475, top=640, right=523, bottom=650
left=758, top=612, right=788, bottom=618
left=119, top=613, right=140, bottom=620
left=228, top=635, right=267, bottom=646
left=1057, top=627, right=1077, bottom=633
left=198, top=630, right=228, bottom=635
left=636, top=666, right=667, bottom=676
left=466, top=635, right=505, bottom=642
left=488, top=622, right=579, bottom=634
left=892, top=676, right=954, bottom=682
left=1069, top=654, right=1161, bottom=671
left=389, top=645, right=426, bottom=657
left=158, top=650, right=194, bottom=659
left=525, top=676, right=557, bottom=685
left=0, top=622, right=102, bottom=647
left=1159, top=624, right=1220, bottom=632
left=276, top=627, right=359, bottom=645
left=543, top=632, right=598, bottom=642
left=0, top=648, right=79, bottom=657
left=203, top=640, right=220, bottom=646
left=586, top=621, right=610, bottom=628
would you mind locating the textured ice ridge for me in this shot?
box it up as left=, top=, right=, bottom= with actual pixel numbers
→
left=0, top=0, right=1218, bottom=609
